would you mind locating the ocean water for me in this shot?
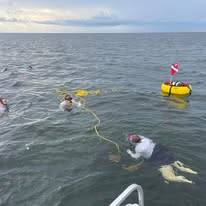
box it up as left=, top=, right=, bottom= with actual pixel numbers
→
left=0, top=33, right=206, bottom=206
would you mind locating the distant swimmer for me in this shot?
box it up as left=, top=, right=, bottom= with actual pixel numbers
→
left=1, top=67, right=8, bottom=72
left=127, top=134, right=197, bottom=184
left=20, top=66, right=32, bottom=70
left=59, top=95, right=81, bottom=112
left=0, top=98, right=9, bottom=113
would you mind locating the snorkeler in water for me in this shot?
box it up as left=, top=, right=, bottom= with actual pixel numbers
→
left=0, top=98, right=9, bottom=113
left=1, top=67, right=8, bottom=72
left=59, top=95, right=81, bottom=112
left=127, top=134, right=197, bottom=184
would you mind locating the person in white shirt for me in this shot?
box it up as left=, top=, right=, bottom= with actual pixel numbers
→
left=59, top=95, right=81, bottom=112
left=127, top=134, right=197, bottom=184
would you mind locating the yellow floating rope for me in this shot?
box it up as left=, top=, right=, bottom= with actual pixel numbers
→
left=56, top=89, right=120, bottom=97
left=56, top=89, right=73, bottom=96
left=74, top=90, right=88, bottom=97
left=122, top=159, right=144, bottom=172
left=80, top=97, right=120, bottom=153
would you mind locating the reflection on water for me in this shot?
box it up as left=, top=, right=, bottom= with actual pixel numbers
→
left=160, top=92, right=190, bottom=109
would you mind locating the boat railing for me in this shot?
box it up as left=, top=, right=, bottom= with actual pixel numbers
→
left=109, top=183, right=144, bottom=206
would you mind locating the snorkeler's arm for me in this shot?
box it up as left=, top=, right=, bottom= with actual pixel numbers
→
left=72, top=99, right=82, bottom=107
left=126, top=149, right=141, bottom=159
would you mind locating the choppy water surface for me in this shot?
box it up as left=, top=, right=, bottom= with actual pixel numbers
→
left=0, top=33, right=206, bottom=206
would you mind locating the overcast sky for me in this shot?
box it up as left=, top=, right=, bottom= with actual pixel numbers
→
left=0, top=0, right=206, bottom=33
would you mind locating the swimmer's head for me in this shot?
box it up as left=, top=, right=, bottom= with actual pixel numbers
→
left=129, top=134, right=141, bottom=143
left=64, top=95, right=72, bottom=101
left=0, top=98, right=8, bottom=105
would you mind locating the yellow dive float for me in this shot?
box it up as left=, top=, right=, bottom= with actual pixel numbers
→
left=161, top=81, right=192, bottom=96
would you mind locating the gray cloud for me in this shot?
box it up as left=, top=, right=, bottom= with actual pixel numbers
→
left=0, top=17, right=18, bottom=22
left=1, top=14, right=206, bottom=32
left=37, top=16, right=129, bottom=27
left=1, top=1, right=206, bottom=32
left=34, top=18, right=206, bottom=30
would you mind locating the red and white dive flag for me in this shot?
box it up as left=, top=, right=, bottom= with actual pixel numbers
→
left=170, top=63, right=178, bottom=75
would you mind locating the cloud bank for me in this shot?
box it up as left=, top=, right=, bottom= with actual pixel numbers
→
left=0, top=0, right=206, bottom=32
